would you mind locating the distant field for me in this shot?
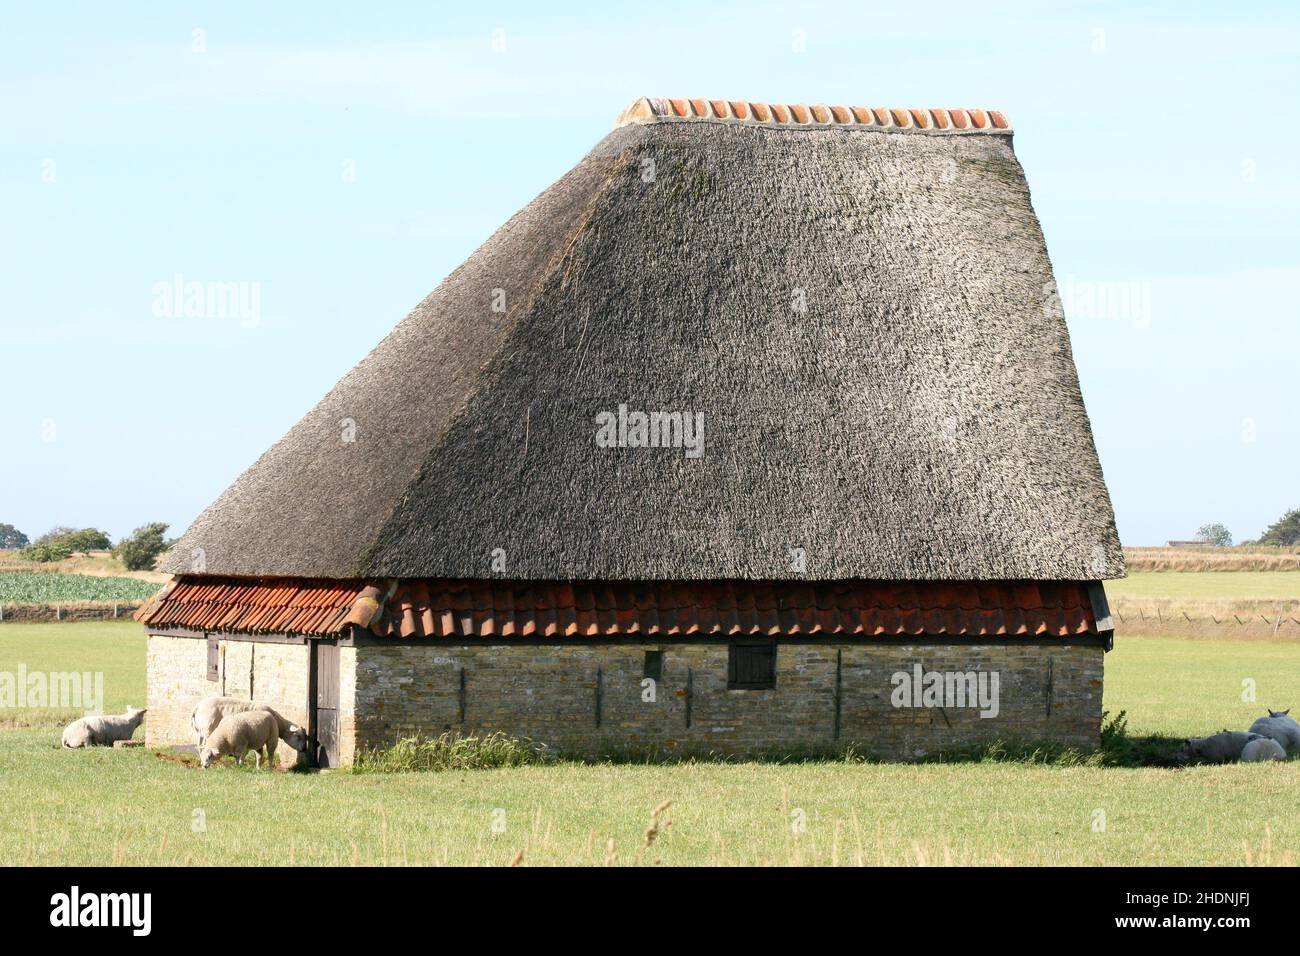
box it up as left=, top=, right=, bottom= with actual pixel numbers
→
left=1124, top=546, right=1300, bottom=573
left=0, top=549, right=169, bottom=583
left=1107, top=571, right=1300, bottom=602
left=0, top=572, right=160, bottom=605
left=0, top=621, right=1296, bottom=865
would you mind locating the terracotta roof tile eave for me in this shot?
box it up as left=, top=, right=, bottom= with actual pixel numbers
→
left=615, top=96, right=1011, bottom=134
left=139, top=576, right=1101, bottom=642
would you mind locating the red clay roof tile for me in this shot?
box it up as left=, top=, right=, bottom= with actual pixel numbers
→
left=616, top=98, right=1011, bottom=133
left=138, top=578, right=1103, bottom=640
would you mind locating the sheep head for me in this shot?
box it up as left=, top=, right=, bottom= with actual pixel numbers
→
left=283, top=724, right=308, bottom=752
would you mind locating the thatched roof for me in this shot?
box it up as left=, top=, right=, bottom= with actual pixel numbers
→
left=163, top=97, right=1123, bottom=581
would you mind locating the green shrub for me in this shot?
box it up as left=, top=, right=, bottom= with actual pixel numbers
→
left=352, top=732, right=552, bottom=774
left=114, top=522, right=169, bottom=571
left=22, top=527, right=113, bottom=558
left=60, top=528, right=112, bottom=552
left=18, top=542, right=73, bottom=563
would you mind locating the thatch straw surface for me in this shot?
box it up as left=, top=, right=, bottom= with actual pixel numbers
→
left=165, top=109, right=1121, bottom=581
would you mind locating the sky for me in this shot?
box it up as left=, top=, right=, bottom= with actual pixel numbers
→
left=2, top=0, right=1297, bottom=548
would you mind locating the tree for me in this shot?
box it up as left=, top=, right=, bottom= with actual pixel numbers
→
left=1258, top=508, right=1300, bottom=548
left=114, top=522, right=170, bottom=571
left=34, top=526, right=76, bottom=546
left=28, top=526, right=113, bottom=554
left=1195, top=523, right=1233, bottom=548
left=61, top=528, right=112, bottom=552
left=0, top=523, right=28, bottom=549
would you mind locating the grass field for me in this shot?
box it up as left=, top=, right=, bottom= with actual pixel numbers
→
left=1, top=619, right=1297, bottom=865
left=1107, top=571, right=1300, bottom=602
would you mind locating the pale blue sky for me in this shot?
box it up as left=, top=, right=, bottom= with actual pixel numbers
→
left=3, top=1, right=1297, bottom=548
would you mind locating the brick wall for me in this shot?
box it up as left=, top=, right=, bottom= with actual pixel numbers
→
left=353, top=642, right=1103, bottom=759
left=146, top=634, right=311, bottom=767
left=147, top=635, right=1103, bottom=762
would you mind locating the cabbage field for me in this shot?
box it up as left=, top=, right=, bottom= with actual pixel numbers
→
left=0, top=572, right=160, bottom=605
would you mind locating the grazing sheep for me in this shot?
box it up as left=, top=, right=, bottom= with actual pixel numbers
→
left=1248, top=709, right=1300, bottom=755
left=1241, top=737, right=1287, bottom=762
left=191, top=696, right=307, bottom=754
left=1176, top=730, right=1262, bottom=764
left=199, top=711, right=280, bottom=769
left=62, top=706, right=147, bottom=748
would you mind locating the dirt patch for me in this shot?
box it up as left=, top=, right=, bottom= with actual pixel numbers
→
left=153, top=749, right=200, bottom=769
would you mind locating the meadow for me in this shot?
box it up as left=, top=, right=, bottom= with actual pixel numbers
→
left=1108, top=571, right=1300, bottom=602
left=2, top=605, right=1299, bottom=865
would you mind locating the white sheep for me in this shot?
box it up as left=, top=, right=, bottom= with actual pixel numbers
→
left=1241, top=737, right=1287, bottom=762
left=1176, top=730, right=1262, bottom=764
left=191, top=696, right=307, bottom=754
left=199, top=711, right=280, bottom=768
left=1248, top=709, right=1300, bottom=755
left=62, top=706, right=147, bottom=748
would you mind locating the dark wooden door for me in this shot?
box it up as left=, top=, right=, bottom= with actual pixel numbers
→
left=310, top=640, right=340, bottom=768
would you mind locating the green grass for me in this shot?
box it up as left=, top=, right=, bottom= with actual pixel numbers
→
left=0, top=619, right=1297, bottom=865
left=0, top=621, right=144, bottom=726
left=1107, top=571, right=1300, bottom=602
left=1106, top=635, right=1300, bottom=736
left=0, top=571, right=160, bottom=605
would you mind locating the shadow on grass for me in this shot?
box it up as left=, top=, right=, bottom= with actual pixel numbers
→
left=349, top=712, right=1190, bottom=773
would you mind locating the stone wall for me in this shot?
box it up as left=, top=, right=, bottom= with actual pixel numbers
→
left=353, top=642, right=1104, bottom=760
left=146, top=634, right=312, bottom=767
left=146, top=634, right=208, bottom=747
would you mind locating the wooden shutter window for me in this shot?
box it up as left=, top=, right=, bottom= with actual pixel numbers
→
left=643, top=650, right=664, bottom=681
left=206, top=636, right=219, bottom=682
left=728, top=642, right=776, bottom=690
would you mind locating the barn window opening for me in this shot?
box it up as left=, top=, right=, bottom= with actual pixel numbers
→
left=205, top=636, right=219, bottom=682
left=643, top=650, right=664, bottom=681
left=728, top=642, right=776, bottom=690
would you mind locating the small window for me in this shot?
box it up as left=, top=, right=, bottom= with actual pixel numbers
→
left=643, top=650, right=664, bottom=681
left=206, top=636, right=219, bottom=682
left=728, top=642, right=776, bottom=690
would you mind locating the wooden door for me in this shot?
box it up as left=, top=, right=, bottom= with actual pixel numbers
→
left=310, top=640, right=340, bottom=768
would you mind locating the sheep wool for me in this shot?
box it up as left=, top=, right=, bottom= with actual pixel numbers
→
left=62, top=706, right=147, bottom=748
left=199, top=710, right=281, bottom=769
left=1248, top=711, right=1300, bottom=755
left=1241, top=737, right=1287, bottom=763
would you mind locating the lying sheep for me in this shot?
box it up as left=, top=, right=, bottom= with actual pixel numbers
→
left=1176, top=730, right=1263, bottom=764
left=62, top=706, right=147, bottom=748
left=1241, top=737, right=1287, bottom=762
left=1248, top=708, right=1300, bottom=755
left=199, top=711, right=280, bottom=769
left=191, top=696, right=307, bottom=754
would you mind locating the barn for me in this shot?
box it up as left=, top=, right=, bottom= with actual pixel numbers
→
left=138, top=97, right=1123, bottom=767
